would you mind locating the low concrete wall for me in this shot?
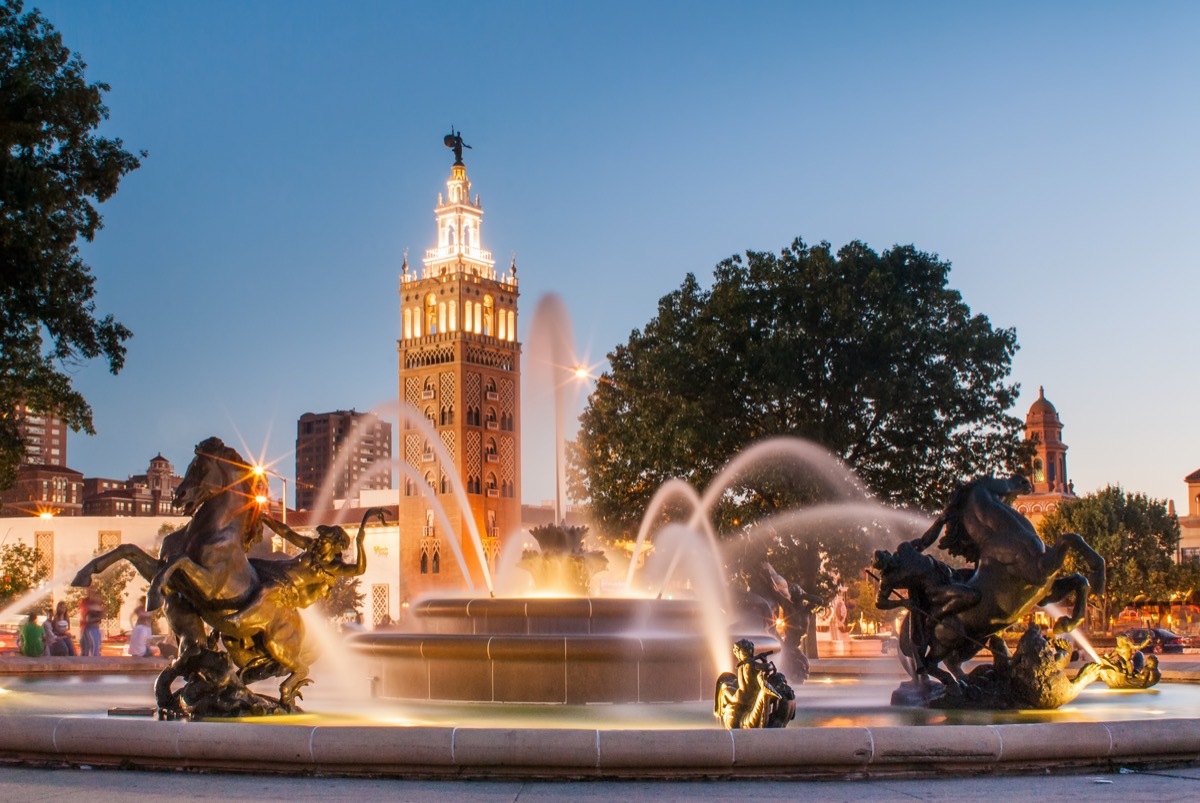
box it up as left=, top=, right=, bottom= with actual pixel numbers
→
left=0, top=715, right=1197, bottom=779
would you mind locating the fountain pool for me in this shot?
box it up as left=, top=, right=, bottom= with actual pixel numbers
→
left=1, top=665, right=1199, bottom=779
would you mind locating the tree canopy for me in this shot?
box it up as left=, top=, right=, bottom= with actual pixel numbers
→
left=0, top=0, right=142, bottom=487
left=568, top=238, right=1028, bottom=540
left=1039, top=486, right=1182, bottom=627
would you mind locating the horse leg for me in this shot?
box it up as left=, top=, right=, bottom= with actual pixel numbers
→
left=72, top=545, right=162, bottom=587
left=1038, top=533, right=1106, bottom=597
left=1038, top=573, right=1090, bottom=634
left=263, top=612, right=312, bottom=709
left=148, top=555, right=219, bottom=611
left=155, top=601, right=207, bottom=716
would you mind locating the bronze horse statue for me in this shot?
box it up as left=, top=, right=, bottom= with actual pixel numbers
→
left=72, top=437, right=374, bottom=715
left=876, top=474, right=1104, bottom=690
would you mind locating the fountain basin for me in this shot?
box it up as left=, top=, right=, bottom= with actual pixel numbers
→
left=352, top=632, right=713, bottom=703
left=350, top=597, right=752, bottom=703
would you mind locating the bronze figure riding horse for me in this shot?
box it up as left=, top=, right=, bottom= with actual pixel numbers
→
left=72, top=437, right=273, bottom=713
left=880, top=474, right=1105, bottom=688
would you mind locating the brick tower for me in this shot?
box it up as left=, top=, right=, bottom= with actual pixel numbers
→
left=396, top=133, right=521, bottom=597
left=1014, top=386, right=1076, bottom=527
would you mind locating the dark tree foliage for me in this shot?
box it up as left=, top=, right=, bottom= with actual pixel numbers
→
left=569, top=238, right=1028, bottom=543
left=1039, top=486, right=1181, bottom=629
left=0, top=1, right=142, bottom=487
left=320, top=575, right=364, bottom=620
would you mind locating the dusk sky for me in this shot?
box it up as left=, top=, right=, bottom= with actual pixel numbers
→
left=34, top=1, right=1200, bottom=513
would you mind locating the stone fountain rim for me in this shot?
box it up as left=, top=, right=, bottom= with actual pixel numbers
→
left=0, top=712, right=1198, bottom=779
left=0, top=656, right=1198, bottom=779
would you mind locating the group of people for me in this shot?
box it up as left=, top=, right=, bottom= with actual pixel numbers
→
left=16, top=591, right=156, bottom=658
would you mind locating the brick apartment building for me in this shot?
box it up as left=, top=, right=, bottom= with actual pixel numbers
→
left=295, top=410, right=392, bottom=510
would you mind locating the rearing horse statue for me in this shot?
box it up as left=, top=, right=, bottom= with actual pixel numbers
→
left=876, top=474, right=1105, bottom=689
left=73, top=437, right=268, bottom=713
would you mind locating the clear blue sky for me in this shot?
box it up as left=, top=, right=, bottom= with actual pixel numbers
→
left=33, top=1, right=1200, bottom=512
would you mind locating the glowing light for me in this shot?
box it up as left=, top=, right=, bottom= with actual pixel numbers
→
left=38, top=511, right=53, bottom=519
left=251, top=465, right=266, bottom=477
left=573, top=365, right=590, bottom=380
left=254, top=495, right=268, bottom=505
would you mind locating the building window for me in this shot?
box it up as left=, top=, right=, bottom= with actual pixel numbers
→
left=34, top=532, right=53, bottom=578
left=371, top=584, right=389, bottom=626
left=482, top=295, right=493, bottom=336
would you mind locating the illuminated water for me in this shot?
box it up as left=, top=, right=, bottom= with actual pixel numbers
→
left=0, top=672, right=1191, bottom=729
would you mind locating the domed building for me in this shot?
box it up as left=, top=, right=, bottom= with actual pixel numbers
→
left=1013, top=387, right=1076, bottom=527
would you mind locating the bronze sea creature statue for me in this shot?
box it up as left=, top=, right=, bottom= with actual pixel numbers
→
left=876, top=474, right=1105, bottom=708
left=71, top=436, right=385, bottom=718
left=1093, top=632, right=1161, bottom=690
left=714, top=638, right=795, bottom=729
left=929, top=625, right=1105, bottom=710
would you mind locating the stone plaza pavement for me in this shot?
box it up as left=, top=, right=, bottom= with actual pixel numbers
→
left=0, top=763, right=1199, bottom=801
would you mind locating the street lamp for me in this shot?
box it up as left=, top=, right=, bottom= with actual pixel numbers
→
left=251, top=465, right=289, bottom=524
left=555, top=363, right=596, bottom=523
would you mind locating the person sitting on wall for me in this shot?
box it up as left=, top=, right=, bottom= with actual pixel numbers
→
left=44, top=601, right=77, bottom=657
left=127, top=597, right=154, bottom=657
left=17, top=613, right=45, bottom=657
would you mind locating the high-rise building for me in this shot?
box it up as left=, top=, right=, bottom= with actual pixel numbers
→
left=396, top=136, right=522, bottom=595
left=295, top=410, right=392, bottom=510
left=1014, top=387, right=1075, bottom=527
left=12, top=405, right=67, bottom=466
left=0, top=406, right=81, bottom=516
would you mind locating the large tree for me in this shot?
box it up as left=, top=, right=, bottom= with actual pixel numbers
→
left=1039, top=486, right=1181, bottom=630
left=569, top=238, right=1028, bottom=539
left=0, top=0, right=142, bottom=488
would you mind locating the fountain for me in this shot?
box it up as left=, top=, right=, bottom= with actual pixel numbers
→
left=0, top=267, right=1196, bottom=774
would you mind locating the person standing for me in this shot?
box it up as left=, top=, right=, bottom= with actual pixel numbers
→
left=80, top=590, right=105, bottom=656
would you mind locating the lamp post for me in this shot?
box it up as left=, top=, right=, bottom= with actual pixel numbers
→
left=252, top=466, right=288, bottom=524
left=555, top=364, right=595, bottom=524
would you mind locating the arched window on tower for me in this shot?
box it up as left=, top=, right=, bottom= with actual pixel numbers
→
left=424, top=470, right=436, bottom=492
left=482, top=295, right=493, bottom=336
left=446, top=224, right=456, bottom=247
left=463, top=225, right=472, bottom=249
left=424, top=406, right=435, bottom=426
left=438, top=302, right=447, bottom=334
left=449, top=300, right=457, bottom=332
left=498, top=306, right=507, bottom=340
left=1033, top=458, right=1044, bottom=484
left=486, top=473, right=498, bottom=497
left=1048, top=460, right=1056, bottom=485
left=403, top=308, right=412, bottom=340
left=474, top=301, right=482, bottom=333
left=507, top=310, right=515, bottom=341
left=426, top=294, right=438, bottom=334
left=464, top=300, right=474, bottom=333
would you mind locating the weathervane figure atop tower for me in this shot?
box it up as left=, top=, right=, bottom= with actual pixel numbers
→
left=444, top=128, right=471, bottom=165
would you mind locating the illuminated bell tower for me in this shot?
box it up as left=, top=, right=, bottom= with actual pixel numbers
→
left=397, top=132, right=521, bottom=597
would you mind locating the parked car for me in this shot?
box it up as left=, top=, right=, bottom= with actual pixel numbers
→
left=1120, top=627, right=1191, bottom=654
